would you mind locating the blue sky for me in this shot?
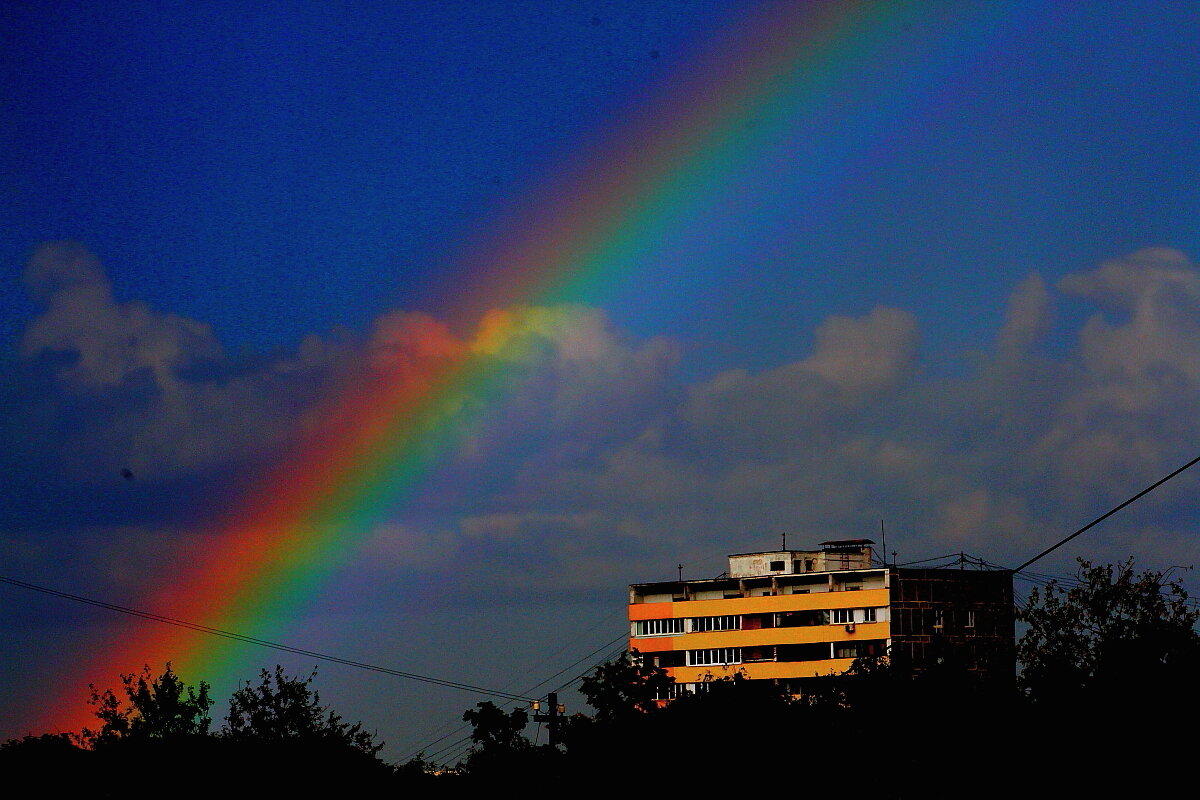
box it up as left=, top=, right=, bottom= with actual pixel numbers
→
left=3, top=0, right=1200, bottom=760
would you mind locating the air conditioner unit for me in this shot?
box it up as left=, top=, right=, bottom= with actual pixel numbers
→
left=845, top=623, right=855, bottom=633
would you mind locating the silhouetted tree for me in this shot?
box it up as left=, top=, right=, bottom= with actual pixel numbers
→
left=78, top=663, right=213, bottom=748
left=223, top=665, right=382, bottom=756
left=461, top=701, right=529, bottom=752
left=1018, top=558, right=1200, bottom=708
left=457, top=700, right=554, bottom=777
left=576, top=649, right=673, bottom=721
left=1016, top=558, right=1200, bottom=784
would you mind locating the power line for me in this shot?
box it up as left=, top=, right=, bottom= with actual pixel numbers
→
left=529, top=632, right=630, bottom=696
left=1011, top=568, right=1200, bottom=609
left=552, top=644, right=628, bottom=694
left=427, top=639, right=630, bottom=767
left=394, top=610, right=624, bottom=757
left=0, top=574, right=535, bottom=703
left=500, top=607, right=626, bottom=687
left=420, top=733, right=475, bottom=765
left=390, top=604, right=626, bottom=757
left=1014, top=452, right=1200, bottom=573
left=397, top=628, right=629, bottom=763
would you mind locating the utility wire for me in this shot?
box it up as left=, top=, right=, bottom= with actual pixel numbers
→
left=398, top=628, right=629, bottom=763
left=525, top=632, right=630, bottom=696
left=420, top=733, right=474, bottom=765
left=1011, top=568, right=1200, bottom=609
left=552, top=644, right=628, bottom=694
left=1014, top=452, right=1200, bottom=572
left=0, top=574, right=535, bottom=703
left=393, top=609, right=624, bottom=757
left=500, top=607, right=626, bottom=687
left=896, top=552, right=964, bottom=567
left=431, top=638, right=630, bottom=767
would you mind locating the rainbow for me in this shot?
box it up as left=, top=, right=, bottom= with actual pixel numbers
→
left=36, top=0, right=1012, bottom=734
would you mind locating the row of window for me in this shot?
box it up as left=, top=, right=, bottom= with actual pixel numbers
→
left=634, top=609, right=881, bottom=637
left=633, top=615, right=741, bottom=636
left=677, top=639, right=888, bottom=668
left=652, top=681, right=736, bottom=699
left=634, top=618, right=685, bottom=636
left=832, top=607, right=876, bottom=624
left=687, top=648, right=741, bottom=666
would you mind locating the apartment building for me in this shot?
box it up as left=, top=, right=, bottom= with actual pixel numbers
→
left=628, top=540, right=1013, bottom=695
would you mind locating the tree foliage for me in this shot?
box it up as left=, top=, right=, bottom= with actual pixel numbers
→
left=461, top=701, right=528, bottom=751
left=79, top=663, right=213, bottom=748
left=456, top=701, right=554, bottom=777
left=223, top=665, right=382, bottom=756
left=577, top=649, right=673, bottom=721
left=1018, top=558, right=1200, bottom=706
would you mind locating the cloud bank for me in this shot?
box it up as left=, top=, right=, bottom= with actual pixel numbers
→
left=7, top=243, right=1200, bottom=605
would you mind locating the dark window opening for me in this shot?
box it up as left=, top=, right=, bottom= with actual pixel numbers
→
left=777, top=643, right=831, bottom=662
left=744, top=646, right=777, bottom=662
left=742, top=613, right=776, bottom=630
left=779, top=610, right=828, bottom=627
left=650, top=651, right=686, bottom=668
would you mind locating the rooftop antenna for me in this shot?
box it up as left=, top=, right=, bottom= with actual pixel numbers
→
left=880, top=519, right=887, bottom=567
left=677, top=563, right=683, bottom=581
left=781, top=532, right=786, bottom=551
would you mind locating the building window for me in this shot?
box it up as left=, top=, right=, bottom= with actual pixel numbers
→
left=834, top=643, right=858, bottom=659
left=832, top=608, right=854, bottom=625
left=690, top=615, right=740, bottom=632
left=686, top=648, right=742, bottom=666
left=743, top=646, right=776, bottom=662
left=965, top=610, right=976, bottom=628
left=634, top=618, right=685, bottom=637
left=650, top=651, right=686, bottom=668
left=933, top=610, right=945, bottom=629
left=770, top=560, right=785, bottom=571
left=862, top=607, right=877, bottom=623
left=861, top=641, right=884, bottom=657
left=780, top=610, right=827, bottom=627
left=778, top=643, right=830, bottom=662
left=653, top=683, right=688, bottom=700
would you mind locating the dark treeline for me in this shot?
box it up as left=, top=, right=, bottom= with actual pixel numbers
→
left=4, top=558, right=1199, bottom=796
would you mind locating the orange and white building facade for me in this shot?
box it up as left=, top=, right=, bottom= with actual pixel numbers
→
left=628, top=540, right=1014, bottom=695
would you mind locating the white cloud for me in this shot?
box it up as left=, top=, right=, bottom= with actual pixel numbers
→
left=996, top=273, right=1052, bottom=364
left=22, top=242, right=223, bottom=390
left=504, top=256, right=1200, bottom=574
left=13, top=242, right=1200, bottom=588
left=801, top=306, right=920, bottom=397
left=1061, top=247, right=1200, bottom=382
